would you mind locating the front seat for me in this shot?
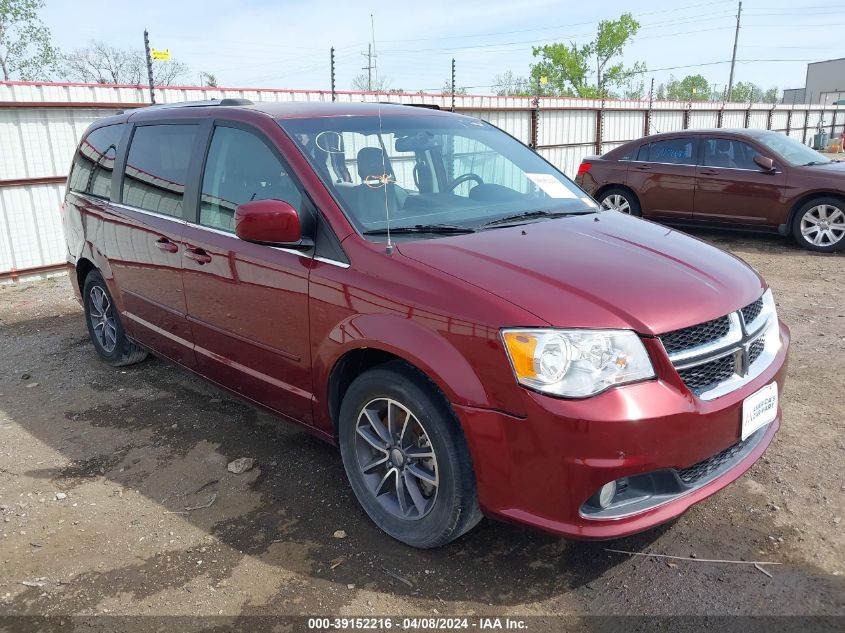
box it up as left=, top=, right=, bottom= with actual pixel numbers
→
left=713, top=139, right=737, bottom=168
left=355, top=147, right=407, bottom=224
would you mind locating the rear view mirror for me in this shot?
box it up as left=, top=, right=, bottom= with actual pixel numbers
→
left=753, top=155, right=776, bottom=171
left=235, top=199, right=310, bottom=248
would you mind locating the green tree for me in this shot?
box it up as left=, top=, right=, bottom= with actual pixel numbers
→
left=665, top=74, right=711, bottom=101
left=200, top=72, right=218, bottom=88
left=656, top=82, right=667, bottom=100
left=729, top=81, right=772, bottom=103
left=440, top=78, right=467, bottom=95
left=0, top=0, right=59, bottom=80
left=762, top=86, right=780, bottom=103
left=530, top=13, right=645, bottom=98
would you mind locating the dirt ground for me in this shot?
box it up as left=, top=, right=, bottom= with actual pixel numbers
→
left=0, top=228, right=843, bottom=631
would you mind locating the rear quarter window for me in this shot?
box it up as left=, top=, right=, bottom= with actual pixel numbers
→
left=639, top=138, right=697, bottom=165
left=122, top=124, right=198, bottom=217
left=68, top=123, right=125, bottom=199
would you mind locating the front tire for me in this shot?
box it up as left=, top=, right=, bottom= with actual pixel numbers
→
left=82, top=270, right=148, bottom=366
left=599, top=187, right=641, bottom=217
left=338, top=361, right=482, bottom=548
left=791, top=197, right=845, bottom=252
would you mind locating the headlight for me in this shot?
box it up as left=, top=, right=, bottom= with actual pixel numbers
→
left=501, top=329, right=655, bottom=397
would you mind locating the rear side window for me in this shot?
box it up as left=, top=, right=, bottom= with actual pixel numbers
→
left=68, top=124, right=125, bottom=199
left=638, top=138, right=697, bottom=165
left=199, top=126, right=302, bottom=233
left=122, top=124, right=198, bottom=217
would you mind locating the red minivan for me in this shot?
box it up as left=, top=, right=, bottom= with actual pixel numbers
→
left=63, top=100, right=790, bottom=548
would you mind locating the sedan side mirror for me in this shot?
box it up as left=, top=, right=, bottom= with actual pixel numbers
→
left=753, top=155, right=776, bottom=172
left=235, top=199, right=312, bottom=248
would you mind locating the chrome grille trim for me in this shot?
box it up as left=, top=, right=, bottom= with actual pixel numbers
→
left=659, top=291, right=779, bottom=401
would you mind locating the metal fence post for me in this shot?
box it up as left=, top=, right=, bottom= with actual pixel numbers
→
left=802, top=108, right=809, bottom=145
left=595, top=99, right=605, bottom=155
left=530, top=97, right=539, bottom=149
left=785, top=107, right=792, bottom=136
left=683, top=100, right=691, bottom=129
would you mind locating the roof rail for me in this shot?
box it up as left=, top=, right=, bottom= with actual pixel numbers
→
left=143, top=98, right=254, bottom=110
left=376, top=101, right=441, bottom=110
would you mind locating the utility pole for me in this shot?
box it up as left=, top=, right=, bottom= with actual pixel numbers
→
left=726, top=1, right=742, bottom=102
left=451, top=58, right=456, bottom=111
left=361, top=44, right=374, bottom=91
left=143, top=29, right=156, bottom=104
left=330, top=47, right=336, bottom=101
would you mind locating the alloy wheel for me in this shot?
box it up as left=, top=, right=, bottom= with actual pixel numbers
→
left=88, top=285, right=117, bottom=353
left=800, top=204, right=845, bottom=247
left=354, top=398, right=439, bottom=520
left=601, top=194, right=631, bottom=214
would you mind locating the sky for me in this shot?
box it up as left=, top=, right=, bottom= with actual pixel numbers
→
left=38, top=0, right=845, bottom=96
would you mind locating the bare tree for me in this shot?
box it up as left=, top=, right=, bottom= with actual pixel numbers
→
left=0, top=0, right=59, bottom=81
left=62, top=40, right=190, bottom=86
left=350, top=72, right=390, bottom=92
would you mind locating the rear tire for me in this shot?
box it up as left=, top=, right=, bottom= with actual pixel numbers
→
left=599, top=187, right=641, bottom=217
left=82, top=270, right=148, bottom=367
left=791, top=197, right=845, bottom=252
left=338, top=361, right=482, bottom=548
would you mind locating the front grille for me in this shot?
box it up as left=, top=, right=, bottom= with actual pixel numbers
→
left=741, top=297, right=764, bottom=325
left=659, top=315, right=731, bottom=356
left=748, top=337, right=765, bottom=366
left=677, top=354, right=736, bottom=394
left=677, top=437, right=749, bottom=485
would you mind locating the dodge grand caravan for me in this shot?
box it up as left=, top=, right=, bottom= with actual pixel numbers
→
left=63, top=100, right=790, bottom=548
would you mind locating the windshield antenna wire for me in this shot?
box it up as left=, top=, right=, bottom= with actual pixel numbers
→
left=371, top=14, right=393, bottom=255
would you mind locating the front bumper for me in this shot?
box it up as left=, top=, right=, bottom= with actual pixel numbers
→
left=456, top=321, right=790, bottom=540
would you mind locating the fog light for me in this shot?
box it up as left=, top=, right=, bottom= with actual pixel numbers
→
left=595, top=481, right=617, bottom=509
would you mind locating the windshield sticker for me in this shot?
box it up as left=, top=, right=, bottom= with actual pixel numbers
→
left=525, top=173, right=577, bottom=199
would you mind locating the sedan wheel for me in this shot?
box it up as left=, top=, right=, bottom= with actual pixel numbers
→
left=799, top=204, right=845, bottom=248
left=601, top=193, right=632, bottom=214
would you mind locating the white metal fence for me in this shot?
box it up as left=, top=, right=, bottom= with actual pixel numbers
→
left=1, top=80, right=844, bottom=280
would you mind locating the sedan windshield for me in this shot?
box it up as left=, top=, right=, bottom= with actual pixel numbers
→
left=755, top=132, right=832, bottom=166
left=279, top=113, right=595, bottom=237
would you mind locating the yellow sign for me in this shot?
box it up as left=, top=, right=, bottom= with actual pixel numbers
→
left=150, top=48, right=171, bottom=61
left=539, top=75, right=549, bottom=85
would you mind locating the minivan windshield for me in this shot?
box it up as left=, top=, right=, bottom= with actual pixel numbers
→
left=280, top=113, right=595, bottom=237
left=755, top=131, right=832, bottom=166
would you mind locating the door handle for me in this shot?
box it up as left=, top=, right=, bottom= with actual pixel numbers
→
left=185, top=247, right=212, bottom=265
left=635, top=164, right=651, bottom=170
left=154, top=237, right=178, bottom=253
left=699, top=169, right=718, bottom=175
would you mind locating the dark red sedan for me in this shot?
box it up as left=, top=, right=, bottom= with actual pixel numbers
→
left=576, top=129, right=845, bottom=252
left=63, top=101, right=789, bottom=547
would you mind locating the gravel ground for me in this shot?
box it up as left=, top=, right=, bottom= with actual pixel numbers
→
left=0, top=228, right=843, bottom=631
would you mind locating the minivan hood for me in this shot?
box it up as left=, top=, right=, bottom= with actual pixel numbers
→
left=398, top=212, right=766, bottom=335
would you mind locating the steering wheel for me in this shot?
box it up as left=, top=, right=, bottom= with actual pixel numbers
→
left=445, top=173, right=483, bottom=192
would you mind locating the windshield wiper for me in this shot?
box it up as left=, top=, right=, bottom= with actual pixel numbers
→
left=482, top=209, right=592, bottom=227
left=801, top=161, right=831, bottom=166
left=363, top=224, right=477, bottom=236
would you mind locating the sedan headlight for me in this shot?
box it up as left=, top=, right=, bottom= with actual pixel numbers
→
left=501, top=329, right=655, bottom=397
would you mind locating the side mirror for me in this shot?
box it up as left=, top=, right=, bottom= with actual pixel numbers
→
left=234, top=199, right=311, bottom=248
left=753, top=155, right=776, bottom=172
